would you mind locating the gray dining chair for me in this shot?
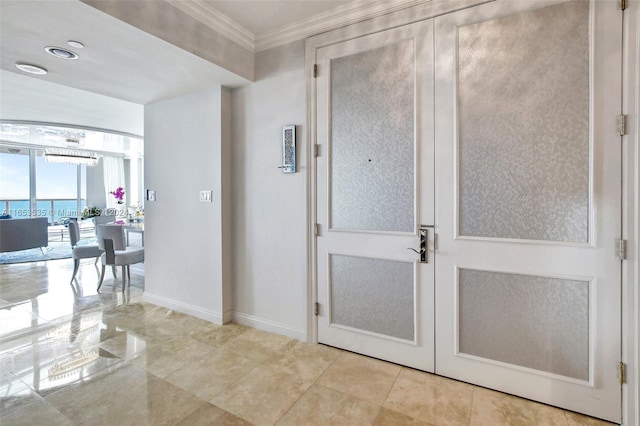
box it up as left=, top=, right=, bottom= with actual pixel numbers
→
left=96, top=224, right=144, bottom=291
left=69, top=220, right=104, bottom=284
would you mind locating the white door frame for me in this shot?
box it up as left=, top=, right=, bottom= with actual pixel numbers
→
left=305, top=0, right=639, bottom=424
left=622, top=2, right=640, bottom=425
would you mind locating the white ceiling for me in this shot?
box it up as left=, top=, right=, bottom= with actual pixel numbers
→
left=0, top=70, right=145, bottom=136
left=0, top=0, right=417, bottom=108
left=0, top=0, right=251, bottom=105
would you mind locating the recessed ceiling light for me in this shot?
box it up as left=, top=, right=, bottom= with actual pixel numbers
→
left=15, top=63, right=48, bottom=75
left=45, top=46, right=78, bottom=60
left=67, top=40, right=84, bottom=49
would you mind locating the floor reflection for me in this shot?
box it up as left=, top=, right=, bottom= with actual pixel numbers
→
left=0, top=259, right=616, bottom=426
left=0, top=259, right=143, bottom=398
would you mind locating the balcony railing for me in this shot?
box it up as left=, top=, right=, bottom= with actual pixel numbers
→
left=1, top=198, right=86, bottom=225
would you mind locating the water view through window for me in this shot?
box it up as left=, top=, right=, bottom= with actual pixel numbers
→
left=0, top=122, right=143, bottom=226
left=0, top=150, right=87, bottom=223
left=0, top=151, right=29, bottom=217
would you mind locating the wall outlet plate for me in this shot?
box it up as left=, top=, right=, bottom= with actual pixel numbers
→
left=200, top=190, right=212, bottom=202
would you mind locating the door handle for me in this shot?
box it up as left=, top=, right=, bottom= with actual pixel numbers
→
left=407, top=227, right=428, bottom=263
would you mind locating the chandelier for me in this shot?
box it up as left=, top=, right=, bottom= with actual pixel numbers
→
left=44, top=147, right=99, bottom=166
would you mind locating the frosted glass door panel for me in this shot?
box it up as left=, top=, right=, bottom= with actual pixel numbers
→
left=331, top=40, right=415, bottom=233
left=331, top=255, right=414, bottom=341
left=459, top=269, right=589, bottom=381
left=457, top=1, right=589, bottom=242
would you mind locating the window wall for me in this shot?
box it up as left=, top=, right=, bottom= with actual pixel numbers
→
left=0, top=122, right=143, bottom=224
left=0, top=150, right=30, bottom=217
left=36, top=153, right=86, bottom=224
left=0, top=148, right=86, bottom=224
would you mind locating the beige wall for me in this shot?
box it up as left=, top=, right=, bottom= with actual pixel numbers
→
left=143, top=86, right=232, bottom=323
left=231, top=40, right=307, bottom=338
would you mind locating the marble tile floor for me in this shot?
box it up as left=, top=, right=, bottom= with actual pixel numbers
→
left=0, top=259, right=616, bottom=426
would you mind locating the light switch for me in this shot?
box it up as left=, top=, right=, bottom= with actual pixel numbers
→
left=146, top=189, right=156, bottom=201
left=200, top=190, right=212, bottom=202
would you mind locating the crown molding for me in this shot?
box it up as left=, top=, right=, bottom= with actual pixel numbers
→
left=165, top=0, right=431, bottom=54
left=165, top=0, right=255, bottom=52
left=255, top=0, right=430, bottom=52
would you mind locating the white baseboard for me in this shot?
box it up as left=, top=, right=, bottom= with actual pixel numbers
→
left=142, top=292, right=223, bottom=324
left=140, top=294, right=307, bottom=340
left=222, top=310, right=233, bottom=324
left=231, top=311, right=307, bottom=341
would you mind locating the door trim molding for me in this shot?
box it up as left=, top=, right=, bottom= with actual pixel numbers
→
left=622, top=2, right=640, bottom=425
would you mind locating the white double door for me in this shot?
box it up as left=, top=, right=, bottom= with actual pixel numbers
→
left=315, top=1, right=622, bottom=422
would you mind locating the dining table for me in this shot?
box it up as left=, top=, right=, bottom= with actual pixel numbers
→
left=109, top=219, right=144, bottom=246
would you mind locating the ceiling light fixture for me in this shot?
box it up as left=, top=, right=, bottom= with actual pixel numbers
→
left=15, top=63, right=48, bottom=75
left=45, top=46, right=78, bottom=60
left=67, top=40, right=84, bottom=49
left=45, top=148, right=99, bottom=166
